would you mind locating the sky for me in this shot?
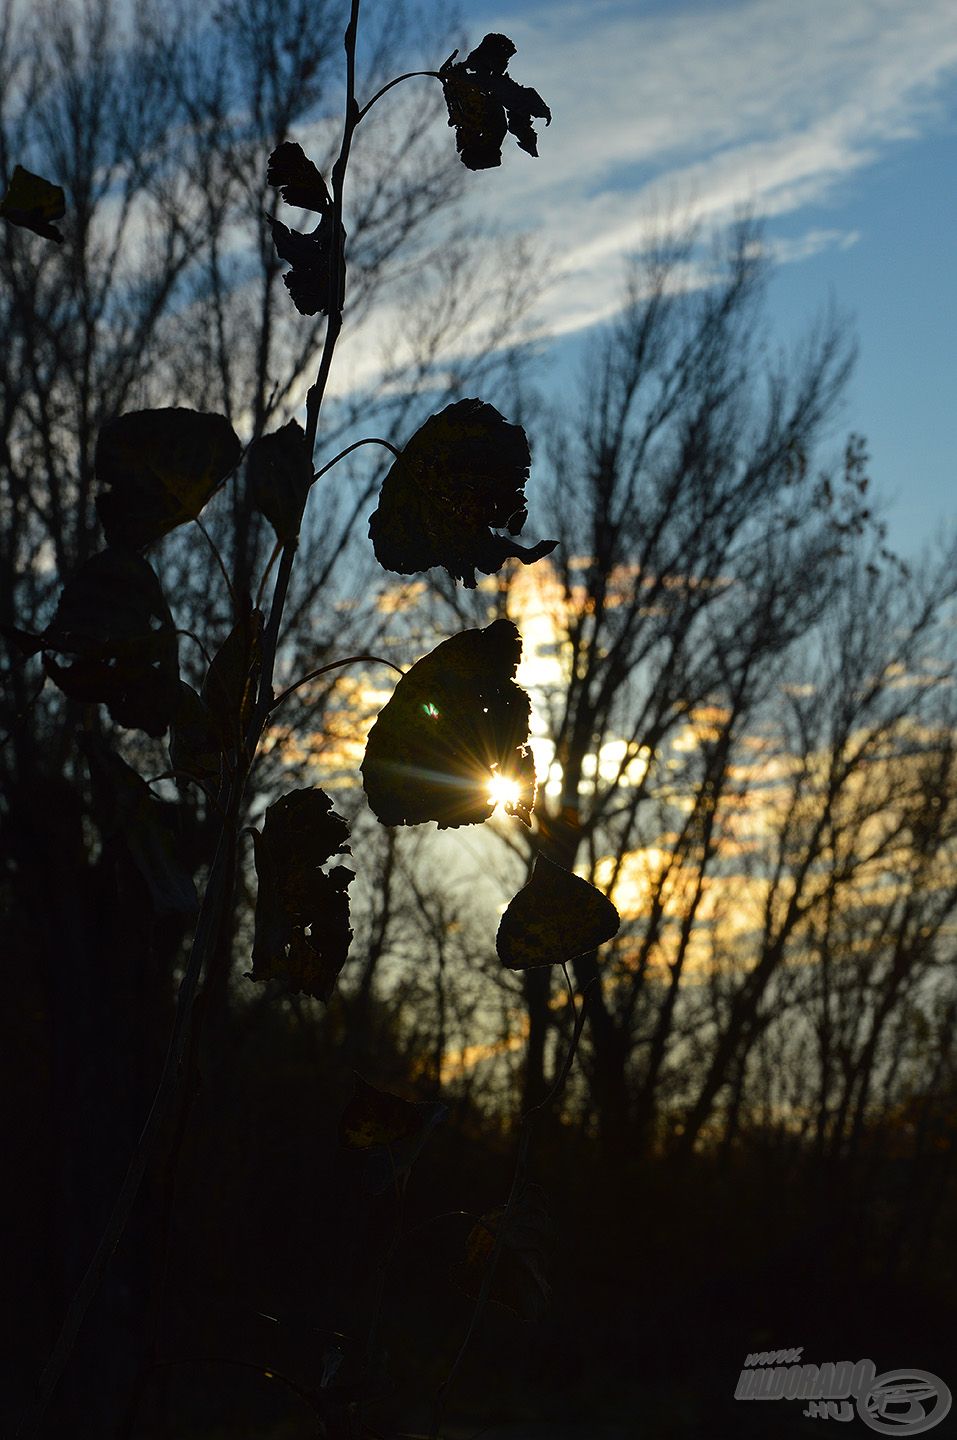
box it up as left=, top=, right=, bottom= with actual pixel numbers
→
left=446, top=0, right=957, bottom=558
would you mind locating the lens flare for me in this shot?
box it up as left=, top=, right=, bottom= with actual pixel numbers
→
left=487, top=769, right=523, bottom=811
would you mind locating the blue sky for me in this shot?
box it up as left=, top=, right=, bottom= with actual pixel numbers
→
left=446, top=0, right=957, bottom=558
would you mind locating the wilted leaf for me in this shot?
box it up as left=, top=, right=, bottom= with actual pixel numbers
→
left=439, top=34, right=551, bottom=171
left=0, top=164, right=65, bottom=241
left=497, top=853, right=620, bottom=969
left=3, top=548, right=179, bottom=736
left=169, top=681, right=221, bottom=789
left=267, top=140, right=331, bottom=212
left=453, top=1185, right=551, bottom=1321
left=368, top=399, right=556, bottom=588
left=247, top=420, right=313, bottom=543
left=340, top=1075, right=446, bottom=1193
left=202, top=608, right=263, bottom=753
left=361, top=618, right=535, bottom=829
left=95, top=408, right=242, bottom=549
left=81, top=734, right=198, bottom=914
left=248, top=788, right=353, bottom=1001
left=267, top=141, right=344, bottom=317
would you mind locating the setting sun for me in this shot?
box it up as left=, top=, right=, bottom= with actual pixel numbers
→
left=487, top=769, right=524, bottom=811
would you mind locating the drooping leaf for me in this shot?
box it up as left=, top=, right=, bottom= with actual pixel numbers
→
left=201, top=607, right=264, bottom=753
left=248, top=788, right=353, bottom=1002
left=267, top=140, right=331, bottom=212
left=81, top=733, right=198, bottom=914
left=3, top=548, right=179, bottom=736
left=439, top=34, right=551, bottom=171
left=368, top=399, right=556, bottom=588
left=169, top=681, right=221, bottom=789
left=267, top=142, right=344, bottom=317
left=247, top=420, right=313, bottom=543
left=497, top=853, right=620, bottom=969
left=0, top=164, right=65, bottom=241
left=452, top=1185, right=551, bottom=1321
left=95, top=408, right=242, bottom=549
left=340, top=1075, right=446, bottom=1193
left=361, top=618, right=535, bottom=829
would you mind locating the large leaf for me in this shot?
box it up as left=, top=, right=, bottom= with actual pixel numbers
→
left=0, top=164, right=65, bottom=241
left=340, top=1075, right=446, bottom=1194
left=247, top=420, right=313, bottom=543
left=267, top=141, right=344, bottom=317
left=497, top=853, right=620, bottom=969
left=452, top=1184, right=551, bottom=1321
left=82, top=734, right=198, bottom=914
left=248, top=788, right=353, bottom=1002
left=440, top=34, right=551, bottom=171
left=361, top=618, right=535, bottom=829
left=95, top=408, right=242, bottom=549
left=3, top=548, right=179, bottom=736
left=368, top=399, right=556, bottom=588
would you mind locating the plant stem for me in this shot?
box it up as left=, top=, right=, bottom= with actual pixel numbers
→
left=355, top=69, right=440, bottom=123
left=268, top=653, right=404, bottom=714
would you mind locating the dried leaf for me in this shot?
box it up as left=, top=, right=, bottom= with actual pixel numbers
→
left=267, top=142, right=344, bottom=317
left=340, top=1075, right=446, bottom=1193
left=95, top=408, right=242, bottom=550
left=361, top=618, right=535, bottom=829
left=0, top=164, right=65, bottom=241
left=247, top=420, right=312, bottom=543
left=201, top=608, right=263, bottom=753
left=497, top=853, right=620, bottom=969
left=82, top=734, right=198, bottom=914
left=368, top=399, right=556, bottom=588
left=440, top=34, right=551, bottom=171
left=248, top=788, right=353, bottom=1002
left=4, top=548, right=179, bottom=736
left=453, top=1185, right=551, bottom=1321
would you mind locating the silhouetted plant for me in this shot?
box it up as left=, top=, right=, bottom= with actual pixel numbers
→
left=5, top=7, right=618, bottom=1435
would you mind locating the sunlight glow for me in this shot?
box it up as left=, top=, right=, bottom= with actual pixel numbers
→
left=487, top=770, right=523, bottom=811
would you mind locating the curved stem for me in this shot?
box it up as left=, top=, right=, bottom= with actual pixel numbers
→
left=313, top=434, right=399, bottom=484
left=356, top=69, right=440, bottom=123
left=194, top=515, right=237, bottom=611
left=268, top=653, right=405, bottom=714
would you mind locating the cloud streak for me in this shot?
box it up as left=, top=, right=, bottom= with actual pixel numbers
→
left=460, top=0, right=957, bottom=335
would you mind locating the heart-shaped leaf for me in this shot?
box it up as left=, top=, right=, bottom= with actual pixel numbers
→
left=361, top=618, right=535, bottom=829
left=368, top=399, right=556, bottom=588
left=497, top=853, right=620, bottom=968
left=440, top=34, right=551, bottom=171
left=3, top=548, right=179, bottom=736
left=248, top=788, right=353, bottom=1002
left=0, top=164, right=65, bottom=241
left=95, top=408, right=242, bottom=549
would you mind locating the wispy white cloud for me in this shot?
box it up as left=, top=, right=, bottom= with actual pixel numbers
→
left=454, top=0, right=957, bottom=335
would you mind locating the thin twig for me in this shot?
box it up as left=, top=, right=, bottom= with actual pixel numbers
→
left=194, top=515, right=237, bottom=611
left=312, top=434, right=399, bottom=484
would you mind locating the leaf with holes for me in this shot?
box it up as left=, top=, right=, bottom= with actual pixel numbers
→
left=368, top=399, right=556, bottom=588
left=248, top=788, right=353, bottom=1002
left=247, top=420, right=313, bottom=543
left=440, top=34, right=551, bottom=171
left=361, top=618, right=535, bottom=829
left=453, top=1184, right=551, bottom=1321
left=497, top=853, right=620, bottom=968
left=95, top=408, right=242, bottom=550
left=3, top=548, right=179, bottom=736
left=0, top=164, right=65, bottom=241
